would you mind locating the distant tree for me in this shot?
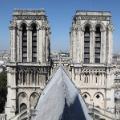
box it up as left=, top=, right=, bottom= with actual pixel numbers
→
left=0, top=69, right=7, bottom=113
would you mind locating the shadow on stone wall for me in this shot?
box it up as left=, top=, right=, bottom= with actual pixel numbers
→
left=60, top=95, right=86, bottom=120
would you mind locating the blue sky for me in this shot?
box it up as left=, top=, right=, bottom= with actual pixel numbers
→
left=0, top=0, right=120, bottom=53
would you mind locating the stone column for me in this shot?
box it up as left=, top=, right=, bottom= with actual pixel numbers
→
left=76, top=29, right=79, bottom=63
left=17, top=29, right=20, bottom=62
left=38, top=28, right=43, bottom=63
left=81, top=30, right=84, bottom=63
left=43, top=29, right=46, bottom=63
left=10, top=26, right=16, bottom=62
left=102, top=73, right=105, bottom=86
left=19, top=28, right=22, bottom=62
left=72, top=68, right=75, bottom=81
left=72, top=28, right=77, bottom=63
left=70, top=31, right=73, bottom=59
left=36, top=72, right=38, bottom=86
left=45, top=29, right=50, bottom=62
left=90, top=29, right=95, bottom=63
left=100, top=73, right=102, bottom=85
left=81, top=73, right=84, bottom=85
left=90, top=73, right=92, bottom=85
left=27, top=27, right=32, bottom=62
left=101, top=30, right=106, bottom=63
left=37, top=28, right=39, bottom=62
left=26, top=71, right=29, bottom=86
left=25, top=71, right=27, bottom=85
left=5, top=67, right=16, bottom=119
left=77, top=28, right=83, bottom=63
left=21, top=71, right=23, bottom=85
left=107, top=26, right=113, bottom=64
left=93, top=73, right=95, bottom=86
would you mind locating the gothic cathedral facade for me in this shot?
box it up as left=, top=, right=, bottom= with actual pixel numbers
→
left=5, top=9, right=115, bottom=119
left=70, top=11, right=114, bottom=111
left=5, top=9, right=51, bottom=119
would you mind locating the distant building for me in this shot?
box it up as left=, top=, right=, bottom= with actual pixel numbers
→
left=113, top=54, right=120, bottom=64
left=0, top=50, right=10, bottom=64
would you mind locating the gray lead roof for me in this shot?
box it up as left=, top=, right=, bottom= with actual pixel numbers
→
left=32, top=66, right=92, bottom=120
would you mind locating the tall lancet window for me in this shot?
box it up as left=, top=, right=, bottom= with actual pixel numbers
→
left=32, top=23, right=37, bottom=62
left=22, top=23, right=27, bottom=62
left=84, top=26, right=90, bottom=63
left=95, top=26, right=101, bottom=63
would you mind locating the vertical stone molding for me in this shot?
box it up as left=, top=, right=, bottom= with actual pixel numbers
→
left=72, top=28, right=77, bottom=62
left=107, top=25, right=113, bottom=64
left=9, top=24, right=17, bottom=62
left=27, top=27, right=32, bottom=62
left=90, top=29, right=95, bottom=63
left=101, top=30, right=106, bottom=63
left=37, top=28, right=39, bottom=62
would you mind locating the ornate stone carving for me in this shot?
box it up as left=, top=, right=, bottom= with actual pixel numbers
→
left=13, top=15, right=46, bottom=20
left=75, top=15, right=110, bottom=21
left=17, top=66, right=48, bottom=74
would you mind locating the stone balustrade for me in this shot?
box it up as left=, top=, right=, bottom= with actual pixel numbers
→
left=0, top=114, right=6, bottom=120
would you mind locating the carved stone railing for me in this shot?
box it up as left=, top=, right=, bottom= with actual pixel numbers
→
left=88, top=104, right=115, bottom=120
left=9, top=109, right=28, bottom=120
left=114, top=109, right=120, bottom=120
left=0, top=114, right=6, bottom=120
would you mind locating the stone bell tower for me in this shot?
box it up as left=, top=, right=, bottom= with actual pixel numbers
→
left=70, top=10, right=114, bottom=112
left=5, top=9, right=51, bottom=119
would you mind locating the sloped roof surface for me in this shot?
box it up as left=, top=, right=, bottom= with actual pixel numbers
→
left=32, top=66, right=92, bottom=120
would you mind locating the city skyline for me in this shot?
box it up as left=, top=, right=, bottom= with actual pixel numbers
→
left=0, top=0, right=120, bottom=53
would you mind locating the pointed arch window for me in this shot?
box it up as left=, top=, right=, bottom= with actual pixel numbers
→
left=21, top=23, right=27, bottom=62
left=20, top=103, right=27, bottom=112
left=95, top=26, right=101, bottom=63
left=84, top=26, right=90, bottom=63
left=31, top=23, right=37, bottom=62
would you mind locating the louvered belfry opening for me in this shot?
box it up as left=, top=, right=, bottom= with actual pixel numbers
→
left=84, top=26, right=90, bottom=63
left=95, top=26, right=101, bottom=63
left=22, top=23, right=27, bottom=62
left=32, top=23, right=37, bottom=62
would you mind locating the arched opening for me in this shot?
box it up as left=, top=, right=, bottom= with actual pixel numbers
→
left=95, top=26, right=101, bottom=63
left=30, top=92, right=39, bottom=109
left=31, top=23, right=37, bottom=62
left=84, top=26, right=90, bottom=63
left=20, top=103, right=27, bottom=112
left=18, top=92, right=28, bottom=113
left=21, top=23, right=27, bottom=62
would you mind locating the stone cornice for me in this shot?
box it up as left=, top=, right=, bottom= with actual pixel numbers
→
left=17, top=66, right=49, bottom=74
left=6, top=62, right=51, bottom=67
left=13, top=15, right=47, bottom=20
left=13, top=9, right=45, bottom=15
left=74, top=15, right=111, bottom=22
